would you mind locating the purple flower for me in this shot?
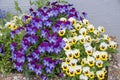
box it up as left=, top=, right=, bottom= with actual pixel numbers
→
left=10, top=42, right=17, bottom=51
left=30, top=35, right=38, bottom=44
left=52, top=24, right=59, bottom=33
left=47, top=33, right=57, bottom=44
left=82, top=12, right=87, bottom=18
left=40, top=75, right=48, bottom=80
left=43, top=20, right=52, bottom=27
left=32, top=49, right=40, bottom=60
left=14, top=62, right=23, bottom=72
left=34, top=64, right=42, bottom=75
left=46, top=44, right=54, bottom=53
left=40, top=29, right=49, bottom=38
left=45, top=67, right=52, bottom=74
left=10, top=31, right=16, bottom=38
left=41, top=13, right=49, bottom=21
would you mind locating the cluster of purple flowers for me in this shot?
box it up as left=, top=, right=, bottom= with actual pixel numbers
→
left=9, top=1, right=86, bottom=79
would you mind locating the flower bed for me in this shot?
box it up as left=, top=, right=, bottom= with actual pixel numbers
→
left=0, top=1, right=118, bottom=80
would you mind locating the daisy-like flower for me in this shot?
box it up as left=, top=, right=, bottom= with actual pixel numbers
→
left=58, top=28, right=66, bottom=36
left=75, top=65, right=82, bottom=75
left=100, top=42, right=108, bottom=51
left=65, top=50, right=73, bottom=59
left=103, top=34, right=111, bottom=42
left=70, top=59, right=78, bottom=67
left=64, top=43, right=71, bottom=51
left=68, top=66, right=76, bottom=77
left=61, top=62, right=68, bottom=71
left=68, top=17, right=76, bottom=26
left=100, top=52, right=108, bottom=61
left=85, top=46, right=93, bottom=56
left=96, top=60, right=103, bottom=68
left=89, top=71, right=95, bottom=79
left=79, top=28, right=87, bottom=36
left=109, top=41, right=117, bottom=49
left=79, top=74, right=88, bottom=80
left=94, top=30, right=100, bottom=36
left=78, top=35, right=86, bottom=44
left=81, top=58, right=87, bottom=66
left=60, top=17, right=67, bottom=22
left=96, top=70, right=105, bottom=80
left=93, top=51, right=101, bottom=60
left=85, top=35, right=92, bottom=42
left=98, top=26, right=105, bottom=33
left=73, top=49, right=80, bottom=58
left=87, top=56, right=95, bottom=67
left=83, top=66, right=90, bottom=76
left=74, top=23, right=81, bottom=31
left=83, top=19, right=89, bottom=26
left=87, top=24, right=94, bottom=32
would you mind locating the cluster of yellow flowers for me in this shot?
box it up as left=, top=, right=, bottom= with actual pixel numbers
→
left=5, top=15, right=25, bottom=30
left=60, top=17, right=117, bottom=80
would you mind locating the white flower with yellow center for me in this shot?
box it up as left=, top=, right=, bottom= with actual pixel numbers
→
left=79, top=28, right=87, bottom=36
left=72, top=36, right=79, bottom=44
left=89, top=71, right=95, bottom=79
left=109, top=41, right=117, bottom=49
left=85, top=35, right=92, bottom=42
left=58, top=28, right=66, bottom=36
left=96, top=60, right=103, bottom=68
left=94, top=30, right=100, bottom=36
left=70, top=59, right=78, bottom=67
left=78, top=35, right=86, bottom=44
left=81, top=58, right=87, bottom=66
left=98, top=26, right=105, bottom=33
left=73, top=49, right=80, bottom=58
left=65, top=58, right=71, bottom=64
left=85, top=46, right=93, bottom=56
left=5, top=22, right=12, bottom=28
left=65, top=50, right=73, bottom=59
left=87, top=56, right=95, bottom=67
left=68, top=17, right=76, bottom=26
left=70, top=29, right=77, bottom=36
left=96, top=70, right=105, bottom=80
left=79, top=74, right=88, bottom=80
left=62, top=62, right=68, bottom=71
left=102, top=67, right=107, bottom=74
left=83, top=19, right=90, bottom=26
left=64, top=43, right=71, bottom=51
left=103, top=34, right=111, bottom=42
left=74, top=23, right=81, bottom=31
left=100, top=52, right=108, bottom=61
left=83, top=66, right=90, bottom=76
left=87, top=24, right=94, bottom=32
left=13, top=16, right=18, bottom=21
left=60, top=17, right=67, bottom=22
left=68, top=66, right=76, bottom=76
left=93, top=51, right=101, bottom=60
left=75, top=65, right=82, bottom=75
left=84, top=42, right=91, bottom=48
left=100, top=42, right=108, bottom=51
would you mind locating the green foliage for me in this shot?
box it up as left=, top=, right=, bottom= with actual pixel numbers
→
left=14, top=0, right=22, bottom=14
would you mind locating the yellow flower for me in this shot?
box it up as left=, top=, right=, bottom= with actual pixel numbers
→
left=65, top=58, right=71, bottom=64
left=64, top=44, right=71, bottom=51
left=58, top=29, right=66, bottom=36
left=87, top=24, right=94, bottom=32
left=98, top=26, right=105, bottom=33
left=83, top=19, right=90, bottom=26
left=78, top=35, right=85, bottom=44
left=72, top=37, right=77, bottom=45
left=62, top=62, right=68, bottom=71
left=70, top=29, right=77, bottom=36
left=70, top=59, right=77, bottom=67
left=85, top=46, right=93, bottom=56
left=100, top=52, right=108, bottom=61
left=75, top=65, right=82, bottom=75
left=94, top=30, right=100, bottom=36
left=73, top=49, right=80, bottom=58
left=85, top=36, right=92, bottom=42
left=103, top=34, right=111, bottom=42
left=79, top=28, right=87, bottom=36
left=68, top=66, right=75, bottom=77
left=81, top=58, right=87, bottom=66
left=74, top=23, right=81, bottom=31
left=96, top=71, right=105, bottom=80
left=100, top=42, right=108, bottom=51
left=83, top=67, right=90, bottom=76
left=102, top=68, right=107, bottom=74
left=68, top=17, right=76, bottom=26
left=96, top=60, right=103, bottom=68
left=87, top=56, right=95, bottom=67
left=89, top=71, right=95, bottom=79
left=93, top=51, right=101, bottom=60
left=109, top=41, right=117, bottom=49
left=12, top=25, right=17, bottom=30
left=65, top=50, right=73, bottom=59
left=66, top=69, right=70, bottom=75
